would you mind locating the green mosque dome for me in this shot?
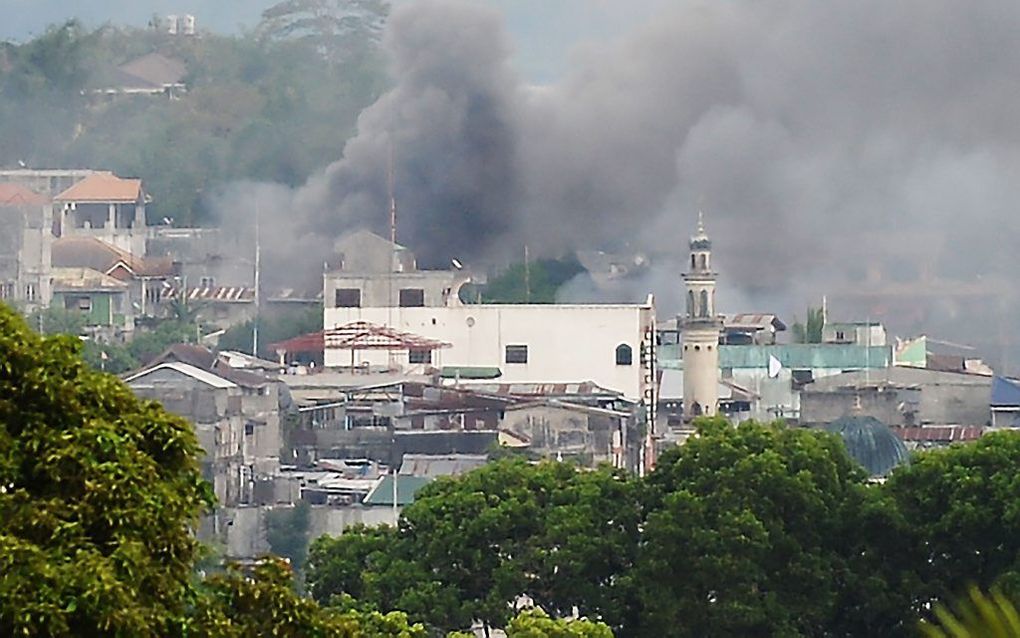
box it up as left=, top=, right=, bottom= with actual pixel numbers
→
left=824, top=414, right=909, bottom=477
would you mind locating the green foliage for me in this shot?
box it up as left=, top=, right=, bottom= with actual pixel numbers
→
left=188, top=556, right=427, bottom=637
left=128, top=319, right=199, bottom=366
left=791, top=306, right=824, bottom=343
left=0, top=23, right=387, bottom=224
left=885, top=431, right=1020, bottom=606
left=0, top=302, right=213, bottom=636
left=504, top=608, right=614, bottom=637
left=920, top=587, right=1020, bottom=638
left=475, top=257, right=585, bottom=304
left=26, top=305, right=86, bottom=336
left=267, top=501, right=312, bottom=572
left=636, top=417, right=873, bottom=636
left=310, top=460, right=640, bottom=633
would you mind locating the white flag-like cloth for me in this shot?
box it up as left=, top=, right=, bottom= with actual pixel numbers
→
left=768, top=354, right=782, bottom=378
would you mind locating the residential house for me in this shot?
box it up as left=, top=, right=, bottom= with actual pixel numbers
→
left=96, top=52, right=187, bottom=99
left=822, top=321, right=887, bottom=347
left=50, top=267, right=131, bottom=335
left=500, top=400, right=633, bottom=469
left=55, top=171, right=149, bottom=257
left=722, top=313, right=787, bottom=345
left=52, top=236, right=176, bottom=319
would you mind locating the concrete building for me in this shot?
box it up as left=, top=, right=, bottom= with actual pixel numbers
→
left=822, top=321, right=888, bottom=347
left=0, top=183, right=53, bottom=312
left=324, top=304, right=656, bottom=402
left=54, top=171, right=149, bottom=257
left=802, top=366, right=993, bottom=426
left=681, top=213, right=722, bottom=419
left=126, top=362, right=249, bottom=506
left=324, top=229, right=475, bottom=309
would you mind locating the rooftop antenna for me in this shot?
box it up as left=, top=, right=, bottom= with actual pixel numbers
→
left=523, top=244, right=530, bottom=303
left=387, top=138, right=397, bottom=368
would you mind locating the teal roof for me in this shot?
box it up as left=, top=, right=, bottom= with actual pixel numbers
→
left=440, top=366, right=502, bottom=379
left=363, top=475, right=432, bottom=506
left=659, top=344, right=892, bottom=370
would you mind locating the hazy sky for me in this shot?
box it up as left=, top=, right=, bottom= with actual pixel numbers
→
left=0, top=0, right=672, bottom=81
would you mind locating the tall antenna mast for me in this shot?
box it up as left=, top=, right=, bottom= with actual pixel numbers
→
left=253, top=201, right=261, bottom=356
left=387, top=139, right=397, bottom=368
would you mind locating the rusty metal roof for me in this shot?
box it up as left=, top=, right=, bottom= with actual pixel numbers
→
left=326, top=321, right=451, bottom=351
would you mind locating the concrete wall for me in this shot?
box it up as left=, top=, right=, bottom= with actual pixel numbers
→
left=501, top=404, right=620, bottom=466
left=800, top=387, right=919, bottom=425
left=807, top=367, right=991, bottom=425
left=325, top=271, right=465, bottom=308
left=324, top=304, right=656, bottom=400
left=219, top=504, right=399, bottom=560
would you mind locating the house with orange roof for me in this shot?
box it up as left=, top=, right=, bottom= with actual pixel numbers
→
left=0, top=182, right=54, bottom=311
left=55, top=171, right=150, bottom=257
left=52, top=236, right=177, bottom=319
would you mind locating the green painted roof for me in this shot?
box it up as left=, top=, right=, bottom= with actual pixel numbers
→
left=440, top=366, right=502, bottom=379
left=363, top=475, right=432, bottom=506
left=824, top=415, right=909, bottom=477
left=659, top=344, right=892, bottom=370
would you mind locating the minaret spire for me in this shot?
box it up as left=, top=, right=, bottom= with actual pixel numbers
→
left=681, top=210, right=722, bottom=421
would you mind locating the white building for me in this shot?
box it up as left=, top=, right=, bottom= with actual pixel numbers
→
left=324, top=302, right=656, bottom=402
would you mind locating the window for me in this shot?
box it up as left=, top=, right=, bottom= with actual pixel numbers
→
left=505, top=345, right=528, bottom=364
left=77, top=297, right=92, bottom=311
left=700, top=289, right=709, bottom=317
left=615, top=344, right=633, bottom=366
left=199, top=276, right=215, bottom=288
left=699, top=254, right=707, bottom=270
left=688, top=290, right=695, bottom=316
left=0, top=281, right=13, bottom=299
left=409, top=349, right=432, bottom=364
left=25, top=283, right=36, bottom=302
left=335, top=288, right=361, bottom=308
left=399, top=288, right=425, bottom=307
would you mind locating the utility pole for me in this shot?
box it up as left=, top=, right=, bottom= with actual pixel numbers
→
left=253, top=201, right=261, bottom=356
left=523, top=244, right=530, bottom=303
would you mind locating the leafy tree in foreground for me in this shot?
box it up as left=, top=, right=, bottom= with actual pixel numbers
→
left=188, top=557, right=427, bottom=638
left=635, top=418, right=876, bottom=637
left=0, top=302, right=213, bottom=636
left=885, top=430, right=1020, bottom=608
left=308, top=460, right=640, bottom=634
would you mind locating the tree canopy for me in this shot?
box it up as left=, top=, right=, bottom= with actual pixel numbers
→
left=0, top=302, right=212, bottom=635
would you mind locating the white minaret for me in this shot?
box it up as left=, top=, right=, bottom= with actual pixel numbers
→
left=682, top=212, right=722, bottom=419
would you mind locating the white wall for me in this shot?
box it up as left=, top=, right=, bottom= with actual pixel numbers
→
left=325, top=304, right=655, bottom=400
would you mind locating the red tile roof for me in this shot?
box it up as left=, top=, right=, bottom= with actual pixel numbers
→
left=0, top=182, right=50, bottom=206
left=54, top=172, right=142, bottom=203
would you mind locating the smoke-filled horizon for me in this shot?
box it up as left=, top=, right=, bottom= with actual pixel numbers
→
left=224, top=0, right=1020, bottom=364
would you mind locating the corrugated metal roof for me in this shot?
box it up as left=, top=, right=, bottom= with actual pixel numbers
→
left=51, top=267, right=128, bottom=291
left=125, top=362, right=237, bottom=389
left=718, top=344, right=892, bottom=369
left=363, top=475, right=432, bottom=506
left=895, top=426, right=985, bottom=442
left=990, top=376, right=1020, bottom=407
left=399, top=454, right=488, bottom=477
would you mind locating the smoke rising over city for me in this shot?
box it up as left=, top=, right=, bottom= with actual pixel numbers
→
left=229, top=0, right=1020, bottom=350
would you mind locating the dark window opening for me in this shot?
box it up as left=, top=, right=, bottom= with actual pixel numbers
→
left=505, top=345, right=528, bottom=364
left=399, top=288, right=425, bottom=307
left=615, top=344, right=633, bottom=365
left=409, top=349, right=432, bottom=364
left=335, top=288, right=361, bottom=308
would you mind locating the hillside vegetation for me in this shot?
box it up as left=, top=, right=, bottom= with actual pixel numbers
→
left=0, top=3, right=390, bottom=225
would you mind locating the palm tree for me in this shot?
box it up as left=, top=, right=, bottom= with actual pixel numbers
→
left=920, top=587, right=1020, bottom=637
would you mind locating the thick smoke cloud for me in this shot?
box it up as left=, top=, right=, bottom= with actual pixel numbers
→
left=237, top=0, right=1020, bottom=365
